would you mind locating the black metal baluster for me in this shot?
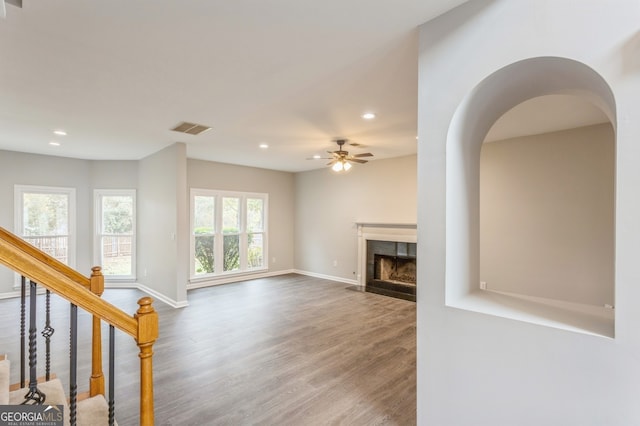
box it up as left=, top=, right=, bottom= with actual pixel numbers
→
left=69, top=303, right=78, bottom=426
left=21, top=280, right=45, bottom=404
left=108, top=325, right=115, bottom=426
left=20, top=276, right=26, bottom=388
left=41, top=290, right=55, bottom=381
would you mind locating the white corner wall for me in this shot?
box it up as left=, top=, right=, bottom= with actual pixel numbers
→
left=294, top=155, right=416, bottom=282
left=418, top=1, right=640, bottom=425
left=137, top=143, right=188, bottom=307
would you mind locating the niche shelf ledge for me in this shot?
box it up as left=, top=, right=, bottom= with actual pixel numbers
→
left=447, top=289, right=614, bottom=338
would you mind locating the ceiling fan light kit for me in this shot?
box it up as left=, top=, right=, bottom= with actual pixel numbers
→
left=310, top=139, right=373, bottom=173
left=332, top=160, right=352, bottom=172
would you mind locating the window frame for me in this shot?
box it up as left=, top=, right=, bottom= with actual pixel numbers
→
left=14, top=185, right=77, bottom=282
left=190, top=188, right=268, bottom=281
left=94, top=189, right=137, bottom=281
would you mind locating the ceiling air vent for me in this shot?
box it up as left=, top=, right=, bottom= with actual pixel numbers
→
left=171, top=122, right=212, bottom=135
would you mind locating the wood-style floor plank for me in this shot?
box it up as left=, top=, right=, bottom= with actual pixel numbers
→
left=0, top=274, right=416, bottom=425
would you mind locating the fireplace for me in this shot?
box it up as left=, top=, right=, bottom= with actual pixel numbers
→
left=366, top=240, right=417, bottom=301
left=374, top=254, right=417, bottom=284
left=356, top=222, right=417, bottom=301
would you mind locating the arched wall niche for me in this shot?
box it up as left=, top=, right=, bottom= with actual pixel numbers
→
left=445, top=56, right=616, bottom=337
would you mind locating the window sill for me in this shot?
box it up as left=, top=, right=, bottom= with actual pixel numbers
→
left=190, top=268, right=268, bottom=284
left=104, top=277, right=137, bottom=283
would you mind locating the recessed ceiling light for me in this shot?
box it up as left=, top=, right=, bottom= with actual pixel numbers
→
left=362, top=112, right=376, bottom=120
left=53, top=130, right=67, bottom=136
left=49, top=141, right=60, bottom=146
left=259, top=143, right=269, bottom=149
left=313, top=154, right=321, bottom=159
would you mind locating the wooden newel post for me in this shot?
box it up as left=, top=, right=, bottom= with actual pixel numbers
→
left=89, top=266, right=105, bottom=397
left=136, top=297, right=158, bottom=426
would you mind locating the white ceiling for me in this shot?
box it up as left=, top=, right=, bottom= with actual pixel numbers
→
left=0, top=1, right=610, bottom=173
left=485, top=94, right=609, bottom=143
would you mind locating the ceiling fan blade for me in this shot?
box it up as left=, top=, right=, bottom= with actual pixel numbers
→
left=306, top=157, right=332, bottom=160
left=312, top=138, right=374, bottom=169
left=5, top=0, right=22, bottom=7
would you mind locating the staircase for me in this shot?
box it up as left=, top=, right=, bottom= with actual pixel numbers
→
left=1, top=355, right=111, bottom=425
left=0, top=227, right=158, bottom=425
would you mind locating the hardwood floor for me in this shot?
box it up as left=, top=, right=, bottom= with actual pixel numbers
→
left=0, top=274, right=416, bottom=425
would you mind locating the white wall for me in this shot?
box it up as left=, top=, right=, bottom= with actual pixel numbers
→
left=0, top=151, right=91, bottom=293
left=0, top=147, right=289, bottom=305
left=89, top=160, right=138, bottom=188
left=418, top=1, right=640, bottom=425
left=188, top=159, right=296, bottom=274
left=137, top=143, right=188, bottom=306
left=0, top=151, right=138, bottom=294
left=294, top=155, right=416, bottom=282
left=480, top=124, right=614, bottom=306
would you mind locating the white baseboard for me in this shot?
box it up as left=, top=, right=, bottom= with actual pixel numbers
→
left=0, top=289, right=23, bottom=300
left=0, top=281, right=189, bottom=308
left=138, top=283, right=189, bottom=309
left=105, top=282, right=189, bottom=309
left=0, top=287, right=51, bottom=300
left=293, top=269, right=359, bottom=286
left=187, top=269, right=296, bottom=290
left=0, top=269, right=356, bottom=305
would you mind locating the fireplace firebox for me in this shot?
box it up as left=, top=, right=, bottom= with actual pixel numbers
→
left=366, top=240, right=416, bottom=301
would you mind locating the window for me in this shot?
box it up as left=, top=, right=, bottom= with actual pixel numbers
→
left=193, top=195, right=215, bottom=274
left=222, top=196, right=241, bottom=272
left=94, top=190, right=136, bottom=280
left=15, top=185, right=76, bottom=267
left=191, top=189, right=268, bottom=279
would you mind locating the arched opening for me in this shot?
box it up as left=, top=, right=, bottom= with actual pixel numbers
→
left=480, top=95, right=614, bottom=306
left=445, top=57, right=616, bottom=337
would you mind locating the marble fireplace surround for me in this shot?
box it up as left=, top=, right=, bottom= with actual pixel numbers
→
left=356, top=222, right=417, bottom=288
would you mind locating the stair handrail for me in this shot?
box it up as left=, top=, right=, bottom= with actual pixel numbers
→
left=0, top=226, right=158, bottom=425
left=0, top=227, right=89, bottom=288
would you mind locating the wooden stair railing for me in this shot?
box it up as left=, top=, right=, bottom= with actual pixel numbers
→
left=0, top=228, right=109, bottom=397
left=0, top=227, right=158, bottom=425
left=0, top=228, right=89, bottom=288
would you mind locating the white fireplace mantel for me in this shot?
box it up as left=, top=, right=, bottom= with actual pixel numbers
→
left=356, top=222, right=417, bottom=287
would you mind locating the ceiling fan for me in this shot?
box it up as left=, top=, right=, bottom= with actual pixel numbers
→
left=309, top=139, right=374, bottom=172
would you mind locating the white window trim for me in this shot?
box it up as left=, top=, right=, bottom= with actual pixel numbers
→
left=14, top=184, right=77, bottom=267
left=190, top=188, right=268, bottom=281
left=14, top=185, right=77, bottom=288
left=94, top=189, right=136, bottom=281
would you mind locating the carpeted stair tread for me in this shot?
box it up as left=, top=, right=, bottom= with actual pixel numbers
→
left=9, top=378, right=70, bottom=426
left=0, top=358, right=9, bottom=405
left=9, top=379, right=115, bottom=426
left=77, top=394, right=117, bottom=426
